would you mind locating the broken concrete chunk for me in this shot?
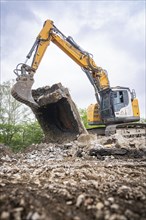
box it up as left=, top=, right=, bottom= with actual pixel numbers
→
left=31, top=83, right=87, bottom=143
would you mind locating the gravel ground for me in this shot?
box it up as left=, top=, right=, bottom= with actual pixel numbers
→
left=0, top=134, right=146, bottom=220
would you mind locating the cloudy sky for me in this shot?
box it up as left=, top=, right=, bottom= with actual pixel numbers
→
left=1, top=0, right=146, bottom=117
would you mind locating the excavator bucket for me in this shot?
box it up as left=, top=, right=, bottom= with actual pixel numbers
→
left=11, top=75, right=39, bottom=108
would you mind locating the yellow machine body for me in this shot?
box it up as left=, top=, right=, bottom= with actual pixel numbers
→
left=132, top=99, right=140, bottom=117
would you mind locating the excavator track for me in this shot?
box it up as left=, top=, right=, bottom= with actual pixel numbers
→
left=88, top=123, right=146, bottom=138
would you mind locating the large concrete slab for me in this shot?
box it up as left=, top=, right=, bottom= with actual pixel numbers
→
left=31, top=83, right=87, bottom=143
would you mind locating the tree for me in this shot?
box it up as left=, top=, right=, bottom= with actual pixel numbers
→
left=79, top=108, right=91, bottom=128
left=0, top=80, right=33, bottom=125
left=0, top=80, right=43, bottom=151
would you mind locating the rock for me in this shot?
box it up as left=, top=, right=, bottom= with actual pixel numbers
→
left=84, top=197, right=94, bottom=206
left=73, top=216, right=81, bottom=220
left=89, top=146, right=128, bottom=157
left=64, top=143, right=73, bottom=149
left=12, top=207, right=23, bottom=212
left=13, top=212, right=21, bottom=220
left=1, top=155, right=11, bottom=162
left=31, top=212, right=41, bottom=220
left=77, top=133, right=92, bottom=145
left=66, top=200, right=73, bottom=205
left=96, top=202, right=104, bottom=210
left=107, top=197, right=115, bottom=203
left=76, top=194, right=85, bottom=207
left=20, top=198, right=25, bottom=206
left=89, top=144, right=103, bottom=156
left=75, top=149, right=83, bottom=157
left=114, top=134, right=127, bottom=148
left=104, top=210, right=111, bottom=220
left=111, top=203, right=119, bottom=210
left=0, top=211, right=10, bottom=219
left=109, top=214, right=127, bottom=220
left=125, top=209, right=139, bottom=219
left=104, top=200, right=110, bottom=206
left=26, top=211, right=33, bottom=220
left=117, top=185, right=130, bottom=196
left=95, top=210, right=104, bottom=220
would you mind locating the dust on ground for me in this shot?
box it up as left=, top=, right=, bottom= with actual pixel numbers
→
left=0, top=134, right=146, bottom=220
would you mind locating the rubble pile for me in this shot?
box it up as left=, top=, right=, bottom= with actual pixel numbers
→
left=0, top=134, right=146, bottom=220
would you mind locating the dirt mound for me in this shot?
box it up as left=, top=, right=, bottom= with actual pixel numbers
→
left=0, top=135, right=146, bottom=220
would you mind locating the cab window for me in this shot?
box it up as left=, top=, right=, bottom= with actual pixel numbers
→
left=113, top=90, right=129, bottom=112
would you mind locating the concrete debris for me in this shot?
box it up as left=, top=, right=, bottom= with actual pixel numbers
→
left=76, top=194, right=86, bottom=207
left=0, top=211, right=10, bottom=220
left=31, top=83, right=87, bottom=143
left=96, top=202, right=104, bottom=210
left=0, top=134, right=146, bottom=219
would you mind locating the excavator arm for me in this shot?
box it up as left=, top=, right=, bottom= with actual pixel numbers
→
left=12, top=20, right=110, bottom=108
left=32, top=20, right=109, bottom=92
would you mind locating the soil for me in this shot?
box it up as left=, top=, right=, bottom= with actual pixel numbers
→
left=0, top=134, right=146, bottom=220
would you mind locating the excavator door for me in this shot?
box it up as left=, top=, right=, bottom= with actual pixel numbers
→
left=100, top=89, right=115, bottom=123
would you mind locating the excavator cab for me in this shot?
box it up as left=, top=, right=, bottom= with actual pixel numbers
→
left=87, top=87, right=140, bottom=125
left=110, top=87, right=140, bottom=122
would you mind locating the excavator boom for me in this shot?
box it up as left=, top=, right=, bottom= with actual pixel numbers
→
left=11, top=20, right=110, bottom=109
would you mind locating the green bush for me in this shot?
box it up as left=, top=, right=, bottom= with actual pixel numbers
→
left=0, top=122, right=44, bottom=152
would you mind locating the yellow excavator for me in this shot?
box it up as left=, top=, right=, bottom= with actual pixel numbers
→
left=11, top=20, right=145, bottom=136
